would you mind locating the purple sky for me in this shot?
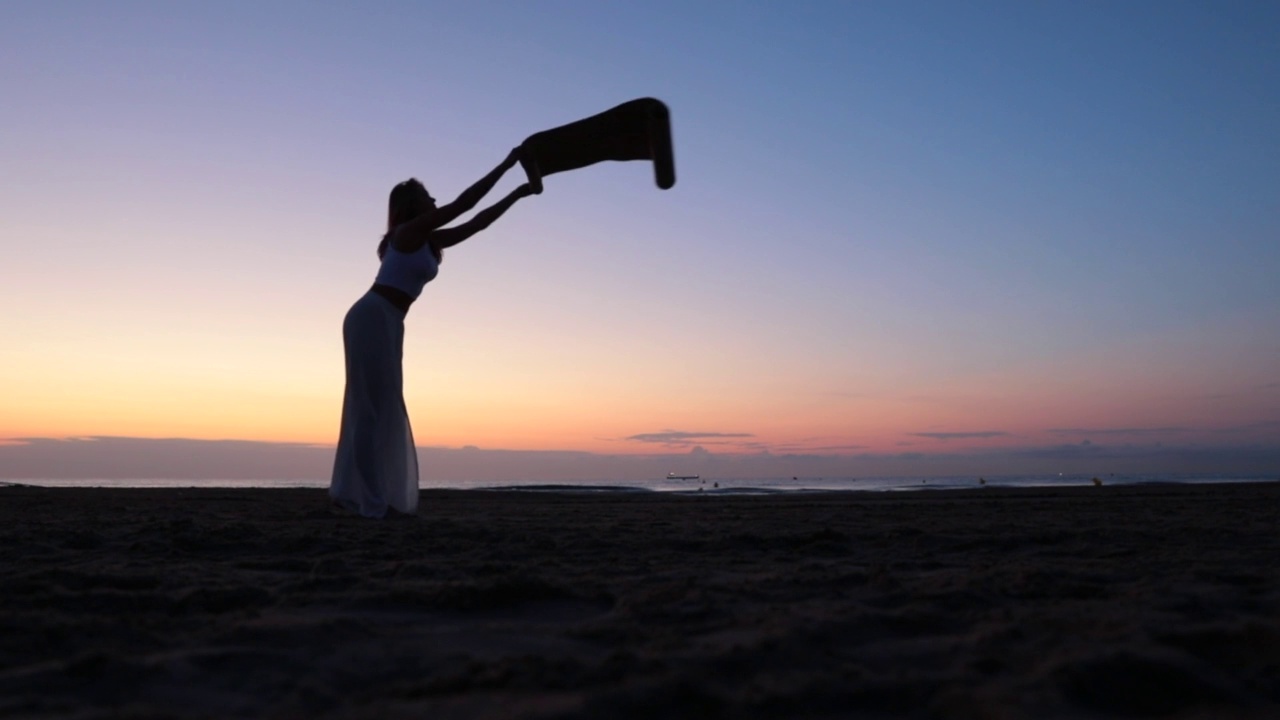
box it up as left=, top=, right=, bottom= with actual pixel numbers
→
left=3, top=2, right=1278, bottom=482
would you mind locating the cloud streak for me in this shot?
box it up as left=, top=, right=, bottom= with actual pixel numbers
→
left=1048, top=427, right=1189, bottom=436
left=1050, top=421, right=1280, bottom=438
left=624, top=430, right=755, bottom=446
left=774, top=444, right=869, bottom=453
left=911, top=432, right=1009, bottom=441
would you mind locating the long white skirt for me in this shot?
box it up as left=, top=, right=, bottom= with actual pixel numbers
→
left=329, top=291, right=419, bottom=518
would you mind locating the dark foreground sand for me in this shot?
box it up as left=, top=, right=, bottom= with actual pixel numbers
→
left=1, top=483, right=1278, bottom=719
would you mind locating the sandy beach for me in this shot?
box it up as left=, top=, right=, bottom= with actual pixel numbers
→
left=1, top=482, right=1277, bottom=719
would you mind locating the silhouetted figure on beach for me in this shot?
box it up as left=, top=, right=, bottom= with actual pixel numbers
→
left=328, top=99, right=673, bottom=517
left=330, top=150, right=534, bottom=518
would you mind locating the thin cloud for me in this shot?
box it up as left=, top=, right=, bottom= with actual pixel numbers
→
left=1008, top=443, right=1109, bottom=460
left=911, top=432, right=1009, bottom=441
left=624, top=430, right=755, bottom=446
left=1048, top=427, right=1188, bottom=436
left=1049, top=423, right=1280, bottom=438
left=1212, top=420, right=1280, bottom=435
left=773, top=444, right=867, bottom=453
left=1004, top=441, right=1280, bottom=465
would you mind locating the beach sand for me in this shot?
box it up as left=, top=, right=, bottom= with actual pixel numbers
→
left=1, top=482, right=1277, bottom=719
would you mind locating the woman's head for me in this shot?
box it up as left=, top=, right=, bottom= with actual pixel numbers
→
left=387, top=178, right=436, bottom=231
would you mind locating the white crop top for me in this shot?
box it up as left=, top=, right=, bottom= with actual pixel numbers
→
left=374, top=241, right=439, bottom=300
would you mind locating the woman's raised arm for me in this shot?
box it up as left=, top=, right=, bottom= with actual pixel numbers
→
left=427, top=148, right=521, bottom=230
left=429, top=184, right=535, bottom=251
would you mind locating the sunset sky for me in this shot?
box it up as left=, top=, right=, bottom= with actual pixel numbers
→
left=3, top=1, right=1278, bottom=481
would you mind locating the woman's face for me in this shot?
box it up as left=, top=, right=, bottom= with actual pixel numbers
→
left=411, top=184, right=437, bottom=218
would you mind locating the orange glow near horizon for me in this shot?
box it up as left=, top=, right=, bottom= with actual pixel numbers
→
left=5, top=291, right=1277, bottom=457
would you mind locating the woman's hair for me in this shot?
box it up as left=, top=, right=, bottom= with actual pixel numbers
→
left=378, top=178, right=437, bottom=260
left=388, top=178, right=433, bottom=228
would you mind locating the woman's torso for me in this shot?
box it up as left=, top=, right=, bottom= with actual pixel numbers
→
left=373, top=232, right=439, bottom=302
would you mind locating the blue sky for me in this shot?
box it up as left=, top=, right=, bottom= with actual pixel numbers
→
left=2, top=1, right=1277, bottom=482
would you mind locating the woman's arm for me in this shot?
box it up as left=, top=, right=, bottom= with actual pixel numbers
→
left=427, top=148, right=521, bottom=230
left=429, top=184, right=535, bottom=251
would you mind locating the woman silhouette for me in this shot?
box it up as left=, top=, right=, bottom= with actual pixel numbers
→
left=330, top=149, right=533, bottom=517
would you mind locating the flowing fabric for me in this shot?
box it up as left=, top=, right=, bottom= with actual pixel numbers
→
left=329, top=291, right=419, bottom=518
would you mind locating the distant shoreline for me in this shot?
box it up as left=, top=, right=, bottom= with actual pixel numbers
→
left=4, top=474, right=1277, bottom=495
left=3, top=478, right=1277, bottom=497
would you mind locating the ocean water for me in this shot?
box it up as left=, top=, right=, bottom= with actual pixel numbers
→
left=7, top=474, right=1276, bottom=494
